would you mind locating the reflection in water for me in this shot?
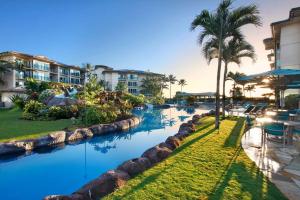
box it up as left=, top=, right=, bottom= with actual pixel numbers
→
left=0, top=107, right=212, bottom=200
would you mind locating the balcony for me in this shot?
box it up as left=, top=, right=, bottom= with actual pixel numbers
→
left=263, top=38, right=274, bottom=50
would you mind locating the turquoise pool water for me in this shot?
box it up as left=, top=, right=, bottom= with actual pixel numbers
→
left=0, top=107, right=210, bottom=200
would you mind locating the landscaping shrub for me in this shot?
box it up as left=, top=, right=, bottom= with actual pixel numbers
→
left=23, top=100, right=45, bottom=115
left=81, top=105, right=118, bottom=125
left=38, top=89, right=56, bottom=103
left=285, top=94, right=300, bottom=109
left=123, top=93, right=145, bottom=107
left=48, top=105, right=79, bottom=119
left=9, top=94, right=27, bottom=109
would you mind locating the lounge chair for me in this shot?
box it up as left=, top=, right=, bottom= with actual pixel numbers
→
left=244, top=105, right=255, bottom=114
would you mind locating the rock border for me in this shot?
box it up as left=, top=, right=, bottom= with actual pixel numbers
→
left=44, top=113, right=209, bottom=200
left=0, top=117, right=140, bottom=156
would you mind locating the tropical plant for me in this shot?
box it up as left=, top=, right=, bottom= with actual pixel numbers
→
left=23, top=100, right=46, bottom=115
left=9, top=94, right=27, bottom=109
left=140, top=76, right=162, bottom=97
left=178, top=79, right=187, bottom=93
left=191, top=0, right=261, bottom=128
left=167, top=74, right=177, bottom=99
left=38, top=89, right=56, bottom=103
left=122, top=93, right=145, bottom=107
left=24, top=78, right=51, bottom=99
left=115, top=82, right=128, bottom=93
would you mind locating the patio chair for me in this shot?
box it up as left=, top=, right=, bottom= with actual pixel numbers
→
left=264, top=122, right=287, bottom=145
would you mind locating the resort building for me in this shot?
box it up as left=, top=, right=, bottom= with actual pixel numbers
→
left=263, top=7, right=300, bottom=100
left=92, top=65, right=162, bottom=95
left=0, top=51, right=84, bottom=107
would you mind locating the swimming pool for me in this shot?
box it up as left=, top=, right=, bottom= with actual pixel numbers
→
left=0, top=107, right=211, bottom=200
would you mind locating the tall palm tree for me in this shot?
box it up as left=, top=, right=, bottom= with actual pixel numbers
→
left=203, top=38, right=255, bottom=118
left=178, top=79, right=187, bottom=93
left=167, top=74, right=177, bottom=99
left=191, top=0, right=261, bottom=128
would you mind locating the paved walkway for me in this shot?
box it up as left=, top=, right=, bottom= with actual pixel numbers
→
left=242, top=127, right=300, bottom=200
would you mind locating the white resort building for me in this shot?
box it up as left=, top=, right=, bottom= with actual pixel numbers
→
left=92, top=65, right=162, bottom=95
left=263, top=7, right=300, bottom=97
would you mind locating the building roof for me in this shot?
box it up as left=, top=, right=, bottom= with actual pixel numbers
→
left=271, top=7, right=300, bottom=38
left=102, top=68, right=162, bottom=76
left=94, top=65, right=113, bottom=70
left=0, top=51, right=82, bottom=70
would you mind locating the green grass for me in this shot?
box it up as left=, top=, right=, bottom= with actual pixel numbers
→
left=104, top=117, right=287, bottom=200
left=0, top=108, right=73, bottom=142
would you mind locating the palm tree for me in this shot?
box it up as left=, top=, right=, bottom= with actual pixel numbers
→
left=191, top=0, right=261, bottom=128
left=178, top=79, right=187, bottom=93
left=226, top=71, right=246, bottom=97
left=245, top=84, right=255, bottom=98
left=203, top=38, right=255, bottom=118
left=167, top=74, right=177, bottom=99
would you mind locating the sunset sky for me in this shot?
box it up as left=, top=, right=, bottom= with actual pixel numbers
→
left=0, top=0, right=299, bottom=97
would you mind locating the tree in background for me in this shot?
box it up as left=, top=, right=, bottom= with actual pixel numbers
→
left=227, top=71, right=246, bottom=97
left=115, top=82, right=128, bottom=93
left=245, top=84, right=255, bottom=98
left=191, top=0, right=261, bottom=128
left=167, top=74, right=177, bottom=99
left=178, top=79, right=187, bottom=93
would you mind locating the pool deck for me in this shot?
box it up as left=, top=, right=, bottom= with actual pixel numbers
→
left=242, top=127, right=300, bottom=200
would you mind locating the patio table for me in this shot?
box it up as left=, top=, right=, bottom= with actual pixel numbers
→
left=256, top=117, right=300, bottom=145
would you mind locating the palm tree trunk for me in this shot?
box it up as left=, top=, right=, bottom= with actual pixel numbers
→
left=222, top=62, right=228, bottom=119
left=169, top=83, right=171, bottom=100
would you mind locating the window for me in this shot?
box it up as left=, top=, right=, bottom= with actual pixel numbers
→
left=33, top=60, right=50, bottom=71
left=60, top=76, right=69, bottom=83
left=70, top=69, right=80, bottom=77
left=33, top=71, right=50, bottom=81
left=128, top=74, right=137, bottom=80
left=59, top=67, right=70, bottom=76
left=128, top=81, right=137, bottom=87
left=128, top=88, right=137, bottom=94
left=70, top=78, right=80, bottom=84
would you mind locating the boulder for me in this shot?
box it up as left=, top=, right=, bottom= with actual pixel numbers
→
left=101, top=124, right=118, bottom=134
left=117, top=157, right=152, bottom=177
left=89, top=125, right=104, bottom=135
left=165, top=136, right=181, bottom=150
left=35, top=131, right=66, bottom=147
left=66, top=128, right=93, bottom=141
left=158, top=142, right=173, bottom=150
left=75, top=170, right=130, bottom=199
left=174, top=132, right=190, bottom=141
left=141, top=145, right=172, bottom=164
left=192, top=114, right=202, bottom=124
left=179, top=123, right=196, bottom=133
left=114, top=120, right=130, bottom=131
left=0, top=142, right=26, bottom=155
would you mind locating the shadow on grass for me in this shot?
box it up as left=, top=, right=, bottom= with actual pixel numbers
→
left=117, top=124, right=216, bottom=199
left=223, top=118, right=245, bottom=148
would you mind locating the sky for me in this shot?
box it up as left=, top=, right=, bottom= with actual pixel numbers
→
left=1, top=0, right=300, bottom=97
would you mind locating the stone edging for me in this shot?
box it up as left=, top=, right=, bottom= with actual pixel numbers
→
left=0, top=117, right=140, bottom=156
left=44, top=113, right=210, bottom=200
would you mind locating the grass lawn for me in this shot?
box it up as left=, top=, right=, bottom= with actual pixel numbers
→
left=104, top=117, right=287, bottom=200
left=0, top=108, right=73, bottom=142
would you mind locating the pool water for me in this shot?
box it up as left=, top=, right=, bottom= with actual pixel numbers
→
left=0, top=107, right=210, bottom=200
